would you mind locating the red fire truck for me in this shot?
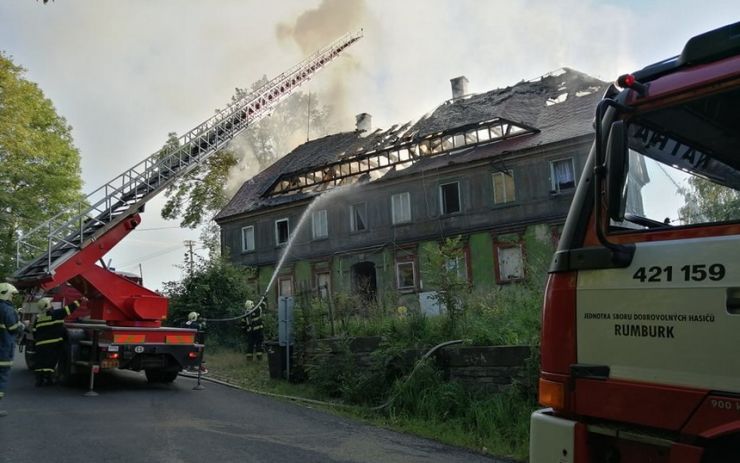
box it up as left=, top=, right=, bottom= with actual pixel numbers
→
left=11, top=32, right=362, bottom=387
left=530, top=22, right=740, bottom=462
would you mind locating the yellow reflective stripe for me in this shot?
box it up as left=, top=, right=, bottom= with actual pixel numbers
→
left=0, top=323, right=5, bottom=330
left=35, top=319, right=64, bottom=329
left=34, top=368, right=55, bottom=372
left=7, top=322, right=21, bottom=331
left=0, top=391, right=5, bottom=397
left=0, top=361, right=12, bottom=367
left=35, top=337, right=63, bottom=346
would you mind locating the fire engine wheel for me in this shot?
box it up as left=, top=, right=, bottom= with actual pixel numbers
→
left=56, top=343, right=83, bottom=387
left=145, top=369, right=178, bottom=384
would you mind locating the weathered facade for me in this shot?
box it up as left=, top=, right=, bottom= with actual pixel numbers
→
left=215, top=68, right=606, bottom=310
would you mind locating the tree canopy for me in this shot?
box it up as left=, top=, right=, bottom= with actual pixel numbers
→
left=159, top=77, right=331, bottom=233
left=0, top=52, right=84, bottom=279
left=679, top=176, right=740, bottom=225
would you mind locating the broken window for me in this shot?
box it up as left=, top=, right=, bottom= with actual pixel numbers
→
left=241, top=225, right=255, bottom=252
left=445, top=255, right=467, bottom=280
left=312, top=209, right=328, bottom=239
left=275, top=218, right=290, bottom=246
left=440, top=181, right=461, bottom=215
left=396, top=261, right=416, bottom=290
left=316, top=272, right=331, bottom=299
left=350, top=203, right=367, bottom=232
left=391, top=192, right=411, bottom=224
left=550, top=158, right=576, bottom=192
left=496, top=244, right=524, bottom=283
left=492, top=171, right=516, bottom=204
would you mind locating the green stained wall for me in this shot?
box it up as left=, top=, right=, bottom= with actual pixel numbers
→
left=257, top=265, right=275, bottom=308
left=469, top=232, right=494, bottom=289
left=417, top=240, right=438, bottom=292
left=294, top=260, right=312, bottom=288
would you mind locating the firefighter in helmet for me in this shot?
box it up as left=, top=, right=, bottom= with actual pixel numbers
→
left=31, top=297, right=81, bottom=387
left=240, top=300, right=264, bottom=361
left=0, top=283, right=21, bottom=417
left=181, top=311, right=207, bottom=373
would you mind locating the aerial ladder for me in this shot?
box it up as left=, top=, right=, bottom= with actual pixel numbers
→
left=11, top=31, right=363, bottom=385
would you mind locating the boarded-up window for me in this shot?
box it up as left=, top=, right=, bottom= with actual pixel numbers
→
left=278, top=276, right=293, bottom=297
left=241, top=226, right=255, bottom=252
left=492, top=171, right=516, bottom=204
left=496, top=244, right=524, bottom=283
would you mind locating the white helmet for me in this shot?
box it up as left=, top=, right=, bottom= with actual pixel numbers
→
left=244, top=300, right=254, bottom=310
left=188, top=311, right=199, bottom=322
left=0, top=282, right=18, bottom=301
left=38, top=297, right=53, bottom=311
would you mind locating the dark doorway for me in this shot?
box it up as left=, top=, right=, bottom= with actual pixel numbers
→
left=351, top=261, right=377, bottom=302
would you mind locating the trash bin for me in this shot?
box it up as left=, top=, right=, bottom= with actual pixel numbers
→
left=265, top=341, right=284, bottom=379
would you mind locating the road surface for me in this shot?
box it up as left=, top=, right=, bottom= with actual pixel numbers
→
left=0, top=355, right=507, bottom=463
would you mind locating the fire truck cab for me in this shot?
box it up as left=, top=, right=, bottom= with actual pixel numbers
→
left=531, top=22, right=740, bottom=462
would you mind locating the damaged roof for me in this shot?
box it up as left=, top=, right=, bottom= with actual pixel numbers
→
left=215, top=68, right=607, bottom=222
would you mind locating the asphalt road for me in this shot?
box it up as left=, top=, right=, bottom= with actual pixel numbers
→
left=0, top=354, right=506, bottom=463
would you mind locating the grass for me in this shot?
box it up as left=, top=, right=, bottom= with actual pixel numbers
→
left=203, top=347, right=533, bottom=461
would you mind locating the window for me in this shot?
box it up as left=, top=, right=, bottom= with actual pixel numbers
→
left=440, top=181, right=461, bottom=214
left=241, top=226, right=255, bottom=252
left=391, top=192, right=411, bottom=224
left=551, top=158, right=576, bottom=192
left=350, top=203, right=367, bottom=232
left=278, top=276, right=293, bottom=297
left=275, top=218, right=290, bottom=246
left=396, top=261, right=416, bottom=290
left=312, top=209, right=328, bottom=239
left=445, top=255, right=468, bottom=280
left=492, top=171, right=516, bottom=204
left=316, top=272, right=331, bottom=299
left=495, top=244, right=525, bottom=283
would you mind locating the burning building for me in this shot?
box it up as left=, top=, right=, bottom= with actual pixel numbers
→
left=215, top=68, right=606, bottom=311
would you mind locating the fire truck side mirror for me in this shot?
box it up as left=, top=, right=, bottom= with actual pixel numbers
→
left=605, top=120, right=629, bottom=222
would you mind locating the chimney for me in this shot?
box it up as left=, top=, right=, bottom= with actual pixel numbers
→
left=355, top=113, right=372, bottom=132
left=450, top=76, right=469, bottom=100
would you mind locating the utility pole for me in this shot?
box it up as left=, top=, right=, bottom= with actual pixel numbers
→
left=184, top=240, right=196, bottom=277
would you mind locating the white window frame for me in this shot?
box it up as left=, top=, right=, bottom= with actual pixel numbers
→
left=396, top=261, right=416, bottom=290
left=241, top=225, right=255, bottom=252
left=311, top=209, right=328, bottom=239
left=492, top=171, right=516, bottom=204
left=445, top=255, right=468, bottom=280
left=350, top=203, right=367, bottom=232
left=275, top=218, right=290, bottom=246
left=439, top=181, right=461, bottom=215
left=495, top=243, right=525, bottom=283
left=550, top=158, right=576, bottom=193
left=391, top=192, right=411, bottom=225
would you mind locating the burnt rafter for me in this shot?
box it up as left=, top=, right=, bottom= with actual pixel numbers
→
left=264, top=117, right=538, bottom=197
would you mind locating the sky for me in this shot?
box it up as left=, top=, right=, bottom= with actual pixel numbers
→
left=1, top=0, right=738, bottom=290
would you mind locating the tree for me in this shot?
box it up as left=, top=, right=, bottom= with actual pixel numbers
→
left=421, top=236, right=468, bottom=335
left=678, top=176, right=740, bottom=225
left=159, top=77, right=331, bottom=234
left=0, top=52, right=84, bottom=279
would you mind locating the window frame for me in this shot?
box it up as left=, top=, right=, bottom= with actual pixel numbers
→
left=391, top=192, right=411, bottom=225
left=275, top=218, right=290, bottom=246
left=493, top=241, right=526, bottom=284
left=396, top=260, right=417, bottom=291
left=550, top=157, right=577, bottom=193
left=492, top=170, right=516, bottom=205
left=350, top=202, right=368, bottom=232
left=439, top=181, right=461, bottom=215
left=315, top=271, right=331, bottom=299
left=277, top=275, right=294, bottom=298
left=240, top=225, right=255, bottom=252
left=311, top=209, right=328, bottom=240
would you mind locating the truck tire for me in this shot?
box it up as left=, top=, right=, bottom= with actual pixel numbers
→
left=145, top=369, right=179, bottom=384
left=57, top=341, right=83, bottom=387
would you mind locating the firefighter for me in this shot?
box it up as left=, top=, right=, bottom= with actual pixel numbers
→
left=241, top=300, right=264, bottom=361
left=32, top=297, right=80, bottom=387
left=182, top=312, right=207, bottom=373
left=0, top=282, right=21, bottom=417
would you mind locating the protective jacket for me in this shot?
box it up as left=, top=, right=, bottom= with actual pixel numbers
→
left=32, top=301, right=80, bottom=375
left=182, top=319, right=206, bottom=344
left=240, top=307, right=264, bottom=334
left=0, top=299, right=21, bottom=367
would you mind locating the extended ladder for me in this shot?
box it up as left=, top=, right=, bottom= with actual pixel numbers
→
left=14, top=30, right=362, bottom=284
